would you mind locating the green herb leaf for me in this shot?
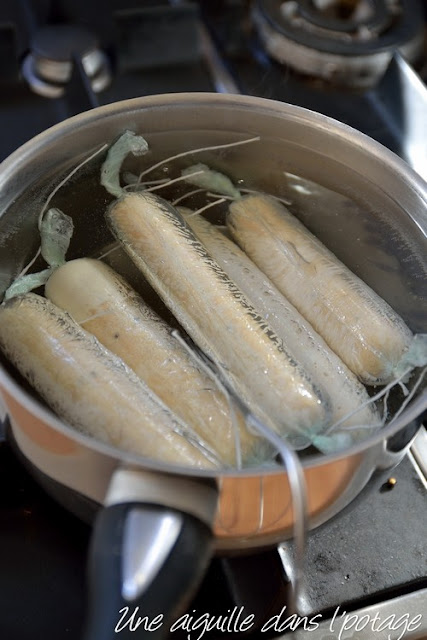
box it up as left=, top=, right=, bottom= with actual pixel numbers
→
left=40, top=208, right=74, bottom=267
left=181, top=163, right=241, bottom=199
left=4, top=268, right=52, bottom=301
left=101, top=131, right=149, bottom=198
left=396, top=334, right=427, bottom=376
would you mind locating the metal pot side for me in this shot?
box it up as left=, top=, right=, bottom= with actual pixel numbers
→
left=2, top=386, right=386, bottom=550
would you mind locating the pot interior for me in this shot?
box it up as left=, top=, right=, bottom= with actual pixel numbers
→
left=0, top=94, right=426, bottom=472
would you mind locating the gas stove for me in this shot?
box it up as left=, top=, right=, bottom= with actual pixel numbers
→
left=0, top=2, right=426, bottom=640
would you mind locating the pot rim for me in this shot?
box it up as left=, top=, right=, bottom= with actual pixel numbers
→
left=0, top=92, right=426, bottom=478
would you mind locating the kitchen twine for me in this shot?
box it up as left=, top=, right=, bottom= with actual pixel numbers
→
left=170, top=330, right=308, bottom=614
left=206, top=357, right=309, bottom=616
left=245, top=412, right=308, bottom=615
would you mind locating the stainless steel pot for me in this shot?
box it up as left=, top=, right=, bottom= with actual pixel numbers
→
left=0, top=94, right=426, bottom=639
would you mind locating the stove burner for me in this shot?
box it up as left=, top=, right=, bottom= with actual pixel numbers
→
left=253, top=0, right=425, bottom=86
left=22, top=24, right=111, bottom=98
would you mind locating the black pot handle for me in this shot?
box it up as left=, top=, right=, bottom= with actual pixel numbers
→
left=83, top=469, right=217, bottom=640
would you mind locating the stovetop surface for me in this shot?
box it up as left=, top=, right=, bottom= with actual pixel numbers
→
left=1, top=0, right=426, bottom=165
